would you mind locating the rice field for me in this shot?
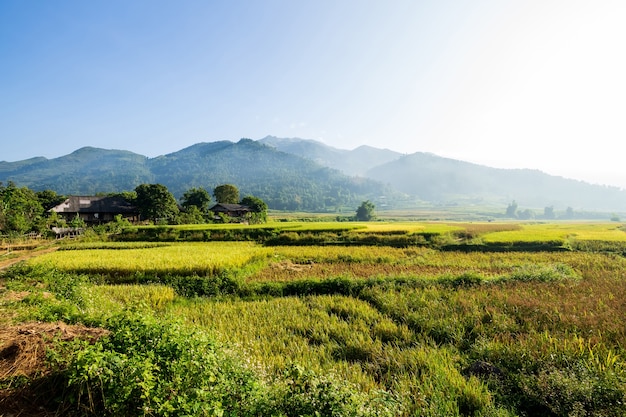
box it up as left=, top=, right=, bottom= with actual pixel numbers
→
left=28, top=241, right=273, bottom=276
left=481, top=222, right=626, bottom=243
left=5, top=220, right=626, bottom=416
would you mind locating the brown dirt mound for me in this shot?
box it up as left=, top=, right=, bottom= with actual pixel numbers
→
left=0, top=322, right=109, bottom=416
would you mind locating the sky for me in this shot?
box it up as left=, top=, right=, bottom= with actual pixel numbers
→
left=1, top=1, right=625, bottom=188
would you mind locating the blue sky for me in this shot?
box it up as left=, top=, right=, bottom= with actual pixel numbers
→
left=1, top=1, right=625, bottom=187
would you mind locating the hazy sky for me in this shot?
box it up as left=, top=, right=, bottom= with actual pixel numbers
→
left=1, top=1, right=625, bottom=187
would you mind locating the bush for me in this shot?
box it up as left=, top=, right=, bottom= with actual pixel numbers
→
left=54, top=313, right=260, bottom=416
left=261, top=364, right=400, bottom=417
left=472, top=333, right=626, bottom=416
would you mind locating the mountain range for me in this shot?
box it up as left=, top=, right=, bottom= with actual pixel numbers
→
left=1, top=136, right=625, bottom=213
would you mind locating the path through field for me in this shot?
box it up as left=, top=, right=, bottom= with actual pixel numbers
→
left=0, top=246, right=58, bottom=272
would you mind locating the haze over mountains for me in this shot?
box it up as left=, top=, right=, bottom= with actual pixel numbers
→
left=1, top=136, right=625, bottom=213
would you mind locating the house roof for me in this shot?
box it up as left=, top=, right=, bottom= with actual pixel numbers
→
left=51, top=196, right=138, bottom=214
left=209, top=203, right=252, bottom=212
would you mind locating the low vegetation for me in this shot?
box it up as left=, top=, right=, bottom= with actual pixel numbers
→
left=1, top=220, right=626, bottom=416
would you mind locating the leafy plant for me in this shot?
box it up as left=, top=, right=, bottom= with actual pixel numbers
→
left=54, top=313, right=260, bottom=416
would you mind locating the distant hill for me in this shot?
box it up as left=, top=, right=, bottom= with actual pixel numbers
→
left=2, top=136, right=625, bottom=213
left=147, top=139, right=394, bottom=211
left=0, top=147, right=153, bottom=194
left=258, top=137, right=626, bottom=212
left=366, top=152, right=626, bottom=211
left=259, top=136, right=401, bottom=176
left=0, top=140, right=394, bottom=212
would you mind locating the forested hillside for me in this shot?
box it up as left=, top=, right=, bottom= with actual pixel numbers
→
left=0, top=140, right=395, bottom=212
left=148, top=139, right=395, bottom=211
left=2, top=136, right=626, bottom=213
left=259, top=135, right=402, bottom=176
left=0, top=147, right=154, bottom=194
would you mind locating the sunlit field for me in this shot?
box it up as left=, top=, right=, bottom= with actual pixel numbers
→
left=3, top=220, right=626, bottom=416
left=29, top=241, right=272, bottom=276
left=481, top=222, right=626, bottom=243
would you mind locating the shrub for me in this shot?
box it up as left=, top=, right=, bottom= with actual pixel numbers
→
left=261, top=364, right=400, bottom=417
left=472, top=333, right=626, bottom=416
left=54, top=313, right=260, bottom=416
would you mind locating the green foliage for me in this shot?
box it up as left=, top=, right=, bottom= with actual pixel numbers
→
left=0, top=181, right=44, bottom=234
left=69, top=214, right=86, bottom=229
left=175, top=205, right=207, bottom=224
left=213, top=184, right=240, bottom=204
left=46, top=311, right=401, bottom=416
left=240, top=195, right=268, bottom=224
left=36, top=189, right=66, bottom=210
left=506, top=263, right=580, bottom=283
left=134, top=183, right=179, bottom=223
left=472, top=333, right=626, bottom=416
left=181, top=187, right=211, bottom=212
left=54, top=313, right=260, bottom=416
left=355, top=200, right=376, bottom=221
left=3, top=263, right=89, bottom=322
left=263, top=364, right=400, bottom=417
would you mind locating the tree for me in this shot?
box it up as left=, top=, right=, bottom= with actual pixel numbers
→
left=355, top=200, right=376, bottom=221
left=36, top=189, right=66, bottom=211
left=240, top=195, right=268, bottom=224
left=181, top=187, right=211, bottom=212
left=0, top=182, right=44, bottom=234
left=134, top=184, right=179, bottom=223
left=518, top=209, right=535, bottom=220
left=543, top=206, right=555, bottom=220
left=505, top=201, right=518, bottom=218
left=175, top=205, right=206, bottom=225
left=213, top=184, right=239, bottom=204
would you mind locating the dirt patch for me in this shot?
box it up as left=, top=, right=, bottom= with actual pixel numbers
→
left=0, top=246, right=58, bottom=272
left=0, top=322, right=109, bottom=416
left=271, top=260, right=314, bottom=273
left=0, top=322, right=108, bottom=379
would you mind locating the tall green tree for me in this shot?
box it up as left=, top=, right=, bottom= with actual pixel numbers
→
left=36, top=189, right=66, bottom=211
left=240, top=195, right=268, bottom=224
left=0, top=182, right=44, bottom=234
left=181, top=187, right=211, bottom=212
left=134, top=184, right=179, bottom=223
left=213, top=184, right=240, bottom=204
left=355, top=200, right=376, bottom=221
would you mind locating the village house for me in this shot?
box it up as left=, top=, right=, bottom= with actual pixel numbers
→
left=50, top=195, right=140, bottom=225
left=209, top=203, right=252, bottom=221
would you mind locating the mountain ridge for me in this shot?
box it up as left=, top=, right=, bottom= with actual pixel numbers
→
left=1, top=137, right=625, bottom=213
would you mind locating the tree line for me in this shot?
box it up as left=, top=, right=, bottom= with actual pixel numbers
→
left=504, top=200, right=616, bottom=221
left=135, top=183, right=268, bottom=225
left=0, top=182, right=268, bottom=236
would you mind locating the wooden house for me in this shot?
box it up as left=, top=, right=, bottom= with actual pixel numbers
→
left=50, top=196, right=140, bottom=224
left=209, top=203, right=252, bottom=221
